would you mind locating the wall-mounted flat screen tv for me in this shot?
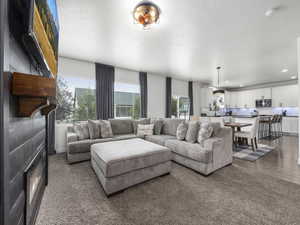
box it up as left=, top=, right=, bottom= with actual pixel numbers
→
left=10, top=0, right=59, bottom=78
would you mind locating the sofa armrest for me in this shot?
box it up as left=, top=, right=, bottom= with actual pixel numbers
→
left=203, top=137, right=223, bottom=150
left=67, top=132, right=79, bottom=143
left=203, top=128, right=233, bottom=172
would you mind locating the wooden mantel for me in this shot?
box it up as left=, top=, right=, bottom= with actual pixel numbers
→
left=11, top=72, right=57, bottom=117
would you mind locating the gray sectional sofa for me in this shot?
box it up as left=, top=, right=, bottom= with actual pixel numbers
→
left=66, top=118, right=233, bottom=175
left=66, top=119, right=140, bottom=164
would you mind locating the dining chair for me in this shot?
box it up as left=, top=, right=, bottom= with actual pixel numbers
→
left=234, top=117, right=259, bottom=151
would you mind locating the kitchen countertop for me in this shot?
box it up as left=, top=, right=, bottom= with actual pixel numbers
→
left=200, top=115, right=299, bottom=118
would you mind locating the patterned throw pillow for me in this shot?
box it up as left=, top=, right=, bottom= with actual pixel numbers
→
left=73, top=122, right=90, bottom=140
left=88, top=120, right=101, bottom=139
left=99, top=120, right=113, bottom=138
left=198, top=122, right=214, bottom=145
left=176, top=122, right=188, bottom=140
left=185, top=121, right=200, bottom=143
left=151, top=118, right=164, bottom=135
left=137, top=124, right=154, bottom=136
left=132, top=118, right=151, bottom=134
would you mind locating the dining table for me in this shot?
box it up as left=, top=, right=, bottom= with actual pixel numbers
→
left=224, top=122, right=252, bottom=147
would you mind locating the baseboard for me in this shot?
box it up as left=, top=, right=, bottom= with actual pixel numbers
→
left=55, top=147, right=66, bottom=154
left=283, top=132, right=298, bottom=137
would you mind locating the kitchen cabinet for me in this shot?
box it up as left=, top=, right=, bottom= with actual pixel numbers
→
left=282, top=117, right=299, bottom=135
left=227, top=90, right=256, bottom=108
left=229, top=91, right=238, bottom=108
left=227, top=85, right=299, bottom=108
left=272, top=85, right=298, bottom=107
left=225, top=91, right=231, bottom=108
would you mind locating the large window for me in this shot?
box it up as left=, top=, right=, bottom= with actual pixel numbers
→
left=56, top=75, right=96, bottom=123
left=114, top=83, right=141, bottom=119
left=171, top=96, right=190, bottom=120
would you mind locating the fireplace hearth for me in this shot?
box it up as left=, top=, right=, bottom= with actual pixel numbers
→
left=24, top=148, right=46, bottom=225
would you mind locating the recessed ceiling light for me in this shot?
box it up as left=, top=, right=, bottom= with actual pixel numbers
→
left=265, top=6, right=280, bottom=17
left=239, top=84, right=244, bottom=87
left=281, top=69, right=288, bottom=73
left=225, top=80, right=229, bottom=84
left=291, top=76, right=297, bottom=79
left=265, top=9, right=274, bottom=17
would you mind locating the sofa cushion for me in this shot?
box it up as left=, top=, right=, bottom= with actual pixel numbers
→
left=137, top=124, right=154, bottom=136
left=198, top=122, right=214, bottom=145
left=113, top=134, right=137, bottom=141
left=165, top=139, right=212, bottom=164
left=67, top=125, right=75, bottom=133
left=88, top=120, right=101, bottom=139
left=176, top=122, right=188, bottom=140
left=162, top=119, right=184, bottom=136
left=132, top=118, right=151, bottom=134
left=109, top=119, right=133, bottom=135
left=66, top=132, right=78, bottom=143
left=69, top=137, right=117, bottom=154
left=73, top=122, right=90, bottom=140
left=145, top=135, right=176, bottom=146
left=68, top=140, right=91, bottom=154
left=210, top=122, right=222, bottom=136
left=151, top=118, right=164, bottom=135
left=99, top=120, right=113, bottom=138
left=185, top=121, right=200, bottom=143
left=91, top=138, right=172, bottom=178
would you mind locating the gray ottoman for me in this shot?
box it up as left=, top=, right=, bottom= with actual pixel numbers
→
left=91, top=138, right=172, bottom=196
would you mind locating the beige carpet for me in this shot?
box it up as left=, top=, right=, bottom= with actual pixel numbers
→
left=36, top=154, right=300, bottom=225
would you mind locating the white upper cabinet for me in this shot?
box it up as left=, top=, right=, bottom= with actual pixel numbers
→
left=227, top=85, right=298, bottom=108
left=253, top=88, right=272, bottom=100
left=225, top=91, right=231, bottom=108
left=272, top=85, right=298, bottom=107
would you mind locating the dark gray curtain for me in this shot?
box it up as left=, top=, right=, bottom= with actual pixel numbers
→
left=165, top=77, right=172, bottom=118
left=139, top=72, right=147, bottom=118
left=95, top=63, right=115, bottom=120
left=188, top=81, right=194, bottom=116
left=46, top=111, right=56, bottom=155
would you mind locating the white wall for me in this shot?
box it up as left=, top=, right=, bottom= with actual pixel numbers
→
left=147, top=73, right=166, bottom=118
left=58, top=57, right=95, bottom=79
left=115, top=67, right=139, bottom=85
left=298, top=37, right=300, bottom=165
left=172, top=79, right=188, bottom=97
left=193, top=82, right=202, bottom=116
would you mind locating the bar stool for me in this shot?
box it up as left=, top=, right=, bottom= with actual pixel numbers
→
left=276, top=115, right=283, bottom=137
left=270, top=115, right=282, bottom=139
left=270, top=115, right=277, bottom=138
left=259, top=116, right=271, bottom=139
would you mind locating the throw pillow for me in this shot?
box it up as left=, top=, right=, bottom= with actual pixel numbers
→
left=99, top=120, right=113, bottom=138
left=210, top=122, right=221, bottom=136
left=151, top=118, right=164, bottom=135
left=137, top=124, right=154, bottom=136
left=88, top=120, right=101, bottom=139
left=185, top=121, right=200, bottom=143
left=73, top=122, right=90, bottom=140
left=176, top=122, right=188, bottom=140
left=198, top=122, right=214, bottom=145
left=132, top=118, right=151, bottom=134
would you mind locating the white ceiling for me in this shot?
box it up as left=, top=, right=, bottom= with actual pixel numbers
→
left=57, top=0, right=300, bottom=87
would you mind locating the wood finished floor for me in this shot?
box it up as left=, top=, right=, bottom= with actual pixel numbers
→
left=235, top=135, right=300, bottom=185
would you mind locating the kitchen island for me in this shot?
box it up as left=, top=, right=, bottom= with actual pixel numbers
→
left=197, top=115, right=298, bottom=136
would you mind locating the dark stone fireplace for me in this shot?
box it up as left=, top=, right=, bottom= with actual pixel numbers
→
left=24, top=148, right=46, bottom=225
